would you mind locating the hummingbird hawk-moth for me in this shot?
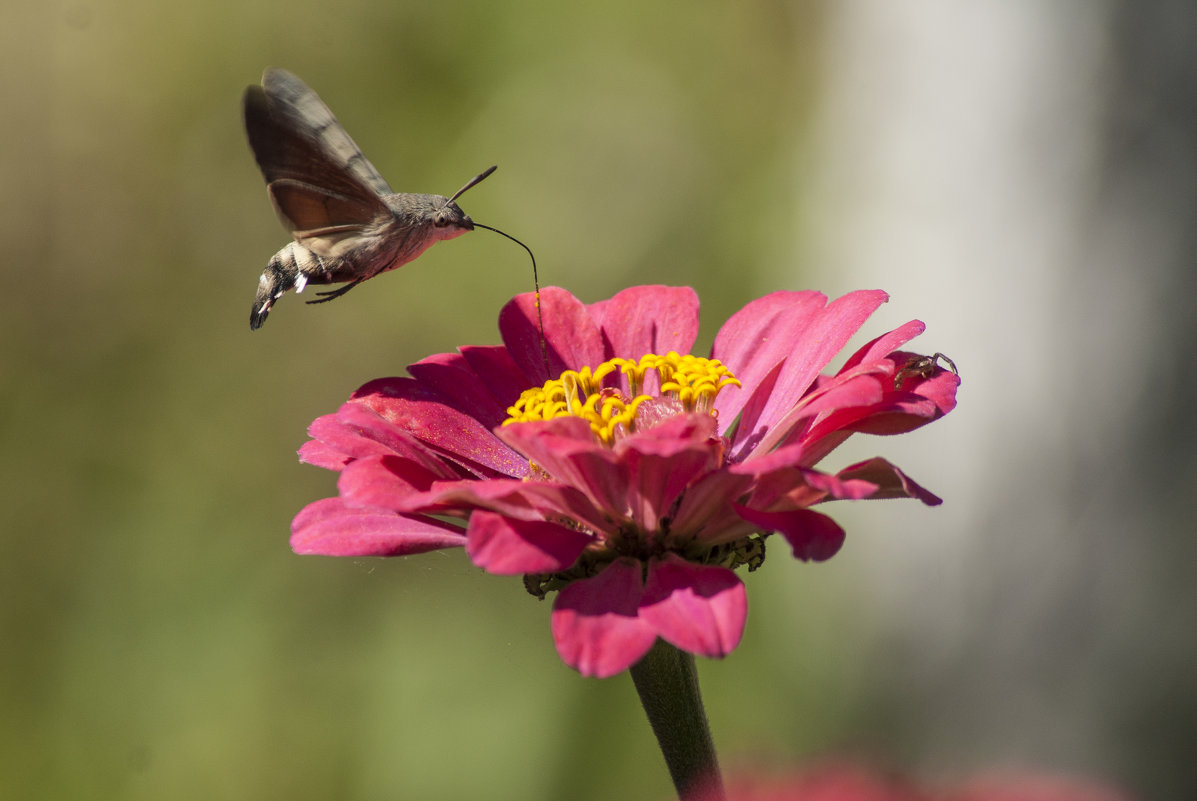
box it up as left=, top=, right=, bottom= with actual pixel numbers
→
left=243, top=68, right=499, bottom=329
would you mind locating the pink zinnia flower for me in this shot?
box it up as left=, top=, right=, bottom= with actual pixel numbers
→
left=291, top=285, right=958, bottom=677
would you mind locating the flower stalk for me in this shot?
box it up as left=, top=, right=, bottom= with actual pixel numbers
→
left=629, top=639, right=726, bottom=801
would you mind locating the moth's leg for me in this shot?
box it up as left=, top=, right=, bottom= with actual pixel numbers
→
left=307, top=277, right=366, bottom=304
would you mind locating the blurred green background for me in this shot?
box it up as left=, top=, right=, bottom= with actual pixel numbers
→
left=4, top=1, right=1195, bottom=799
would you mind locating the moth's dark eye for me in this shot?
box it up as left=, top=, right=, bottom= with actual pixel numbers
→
left=433, top=212, right=450, bottom=227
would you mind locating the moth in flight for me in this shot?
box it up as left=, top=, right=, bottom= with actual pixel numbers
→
left=243, top=68, right=496, bottom=329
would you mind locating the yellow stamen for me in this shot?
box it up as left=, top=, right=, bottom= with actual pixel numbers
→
left=504, top=352, right=741, bottom=444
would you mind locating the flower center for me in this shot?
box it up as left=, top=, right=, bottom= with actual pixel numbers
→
left=504, top=352, right=741, bottom=443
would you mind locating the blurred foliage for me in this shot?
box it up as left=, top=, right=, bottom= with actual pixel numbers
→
left=0, top=1, right=880, bottom=799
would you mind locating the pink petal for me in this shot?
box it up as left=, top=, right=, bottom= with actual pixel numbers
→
left=299, top=404, right=433, bottom=470
left=459, top=345, right=532, bottom=410
left=551, top=558, right=658, bottom=678
left=728, top=290, right=889, bottom=458
left=349, top=377, right=529, bottom=478
left=907, top=367, right=960, bottom=417
left=759, top=290, right=889, bottom=417
left=797, top=468, right=879, bottom=501
left=734, top=370, right=886, bottom=459
left=499, top=287, right=606, bottom=383
left=612, top=411, right=718, bottom=459
left=739, top=452, right=880, bottom=511
left=337, top=455, right=445, bottom=512
left=368, top=469, right=615, bottom=546
left=849, top=358, right=960, bottom=434
left=774, top=360, right=957, bottom=467
left=415, top=477, right=614, bottom=535
left=614, top=414, right=722, bottom=531
left=711, top=291, right=830, bottom=428
left=291, top=497, right=466, bottom=557
left=336, top=403, right=464, bottom=473
left=839, top=319, right=927, bottom=372
left=740, top=469, right=825, bottom=511
left=733, top=506, right=846, bottom=562
left=595, top=285, right=700, bottom=360
left=836, top=457, right=943, bottom=505
left=844, top=400, right=951, bottom=435
left=466, top=510, right=593, bottom=575
left=407, top=350, right=511, bottom=428
left=298, top=437, right=352, bottom=471
left=587, top=297, right=610, bottom=322
left=668, top=470, right=758, bottom=545
left=797, top=378, right=958, bottom=463
left=498, top=418, right=630, bottom=518
left=639, top=555, right=746, bottom=658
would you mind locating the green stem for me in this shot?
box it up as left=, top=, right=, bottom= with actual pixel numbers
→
left=628, top=639, right=725, bottom=801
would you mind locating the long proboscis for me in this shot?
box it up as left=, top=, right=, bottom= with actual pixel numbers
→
left=474, top=222, right=549, bottom=378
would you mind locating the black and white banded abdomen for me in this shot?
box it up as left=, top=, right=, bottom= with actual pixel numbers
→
left=249, top=241, right=327, bottom=330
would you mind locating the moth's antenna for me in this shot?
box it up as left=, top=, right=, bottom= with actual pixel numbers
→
left=474, top=222, right=550, bottom=379
left=448, top=165, right=497, bottom=205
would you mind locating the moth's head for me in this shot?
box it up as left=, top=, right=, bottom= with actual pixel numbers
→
left=425, top=165, right=495, bottom=241
left=431, top=198, right=474, bottom=240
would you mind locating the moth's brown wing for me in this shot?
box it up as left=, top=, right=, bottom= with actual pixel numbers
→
left=268, top=179, right=394, bottom=262
left=243, top=68, right=393, bottom=235
left=264, top=179, right=376, bottom=232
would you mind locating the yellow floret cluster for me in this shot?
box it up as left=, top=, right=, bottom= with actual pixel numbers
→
left=504, top=352, right=741, bottom=444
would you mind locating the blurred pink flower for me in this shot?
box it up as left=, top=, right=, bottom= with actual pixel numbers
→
left=689, top=763, right=1136, bottom=801
left=291, top=286, right=958, bottom=677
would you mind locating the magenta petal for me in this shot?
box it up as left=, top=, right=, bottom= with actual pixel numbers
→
left=711, top=291, right=830, bottom=427
left=734, top=506, right=846, bottom=562
left=338, top=455, right=442, bottom=511
left=840, top=319, right=927, bottom=372
left=499, top=287, right=606, bottom=383
left=836, top=457, right=943, bottom=505
left=499, top=418, right=631, bottom=516
left=798, top=468, right=879, bottom=501
left=735, top=447, right=879, bottom=505
left=459, top=345, right=531, bottom=410
left=349, top=377, right=528, bottom=478
left=910, top=368, right=960, bottom=417
left=407, top=350, right=510, bottom=428
left=596, top=285, right=700, bottom=360
left=551, top=558, right=658, bottom=678
left=301, top=405, right=428, bottom=470
left=418, top=476, right=613, bottom=535
left=760, top=371, right=887, bottom=456
left=746, top=290, right=889, bottom=448
left=291, top=497, right=466, bottom=557
left=504, top=482, right=617, bottom=535
left=669, top=470, right=758, bottom=545
left=807, top=368, right=958, bottom=445
left=615, top=414, right=721, bottom=530
left=639, top=556, right=746, bottom=658
left=298, top=437, right=352, bottom=470
left=466, top=511, right=593, bottom=575
left=613, top=411, right=718, bottom=458
left=882, top=355, right=960, bottom=422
